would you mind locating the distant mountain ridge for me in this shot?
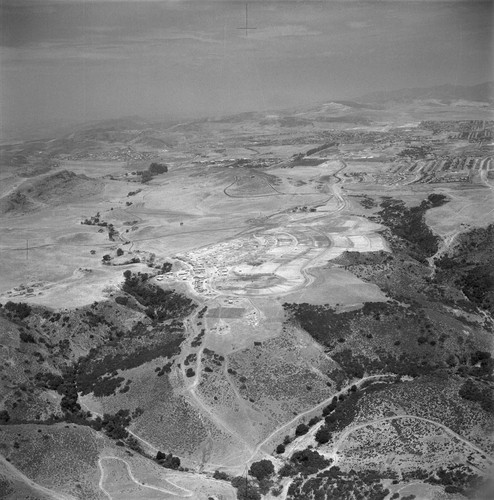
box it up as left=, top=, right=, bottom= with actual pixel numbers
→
left=3, top=82, right=491, bottom=145
left=358, top=82, right=494, bottom=104
left=63, top=82, right=493, bottom=136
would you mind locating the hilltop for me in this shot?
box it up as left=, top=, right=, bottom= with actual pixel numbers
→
left=0, top=170, right=102, bottom=215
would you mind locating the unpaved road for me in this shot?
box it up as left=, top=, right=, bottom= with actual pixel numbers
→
left=245, top=374, right=396, bottom=465
left=98, top=456, right=193, bottom=499
left=328, top=414, right=493, bottom=464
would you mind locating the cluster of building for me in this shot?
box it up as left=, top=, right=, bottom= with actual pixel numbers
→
left=66, top=147, right=155, bottom=162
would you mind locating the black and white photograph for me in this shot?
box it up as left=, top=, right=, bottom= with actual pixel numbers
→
left=0, top=1, right=493, bottom=499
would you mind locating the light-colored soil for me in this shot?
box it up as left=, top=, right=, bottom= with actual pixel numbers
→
left=2, top=97, right=493, bottom=498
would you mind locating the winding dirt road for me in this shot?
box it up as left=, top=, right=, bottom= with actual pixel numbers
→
left=98, top=456, right=193, bottom=499
left=327, top=415, right=493, bottom=464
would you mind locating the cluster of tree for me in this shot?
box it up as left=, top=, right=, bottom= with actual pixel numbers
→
left=423, top=193, right=448, bottom=208
left=282, top=302, right=351, bottom=347
left=317, top=391, right=361, bottom=436
left=3, top=301, right=32, bottom=320
left=231, top=477, right=261, bottom=500
left=282, top=301, right=404, bottom=350
left=122, top=271, right=196, bottom=321
left=81, top=212, right=105, bottom=226
left=421, top=464, right=484, bottom=497
left=81, top=309, right=113, bottom=329
left=19, top=330, right=36, bottom=343
left=377, top=197, right=442, bottom=261
left=161, top=262, right=173, bottom=274
left=396, top=145, right=432, bottom=160
left=460, top=265, right=494, bottom=314
left=191, top=329, right=206, bottom=347
left=35, top=371, right=64, bottom=390
left=360, top=196, right=378, bottom=209
left=107, top=224, right=118, bottom=241
left=197, top=306, right=208, bottom=319
left=127, top=189, right=142, bottom=197
left=140, top=162, right=169, bottom=183
left=436, top=224, right=493, bottom=270
left=458, top=379, right=494, bottom=413
left=469, top=351, right=494, bottom=377
left=287, top=466, right=393, bottom=500
left=184, top=353, right=197, bottom=366
left=148, top=163, right=168, bottom=174
left=35, top=366, right=149, bottom=450
left=155, top=451, right=181, bottom=470
left=216, top=461, right=276, bottom=499
left=115, top=296, right=128, bottom=306
left=305, top=142, right=337, bottom=156
left=76, top=335, right=184, bottom=396
left=295, top=423, right=309, bottom=436
left=279, top=449, right=331, bottom=478
left=40, top=367, right=83, bottom=415
left=434, top=224, right=494, bottom=314
left=155, top=361, right=173, bottom=377
left=213, top=470, right=231, bottom=481
left=249, top=460, right=275, bottom=481
left=332, top=349, right=436, bottom=380
left=282, top=381, right=391, bottom=455
left=100, top=410, right=131, bottom=439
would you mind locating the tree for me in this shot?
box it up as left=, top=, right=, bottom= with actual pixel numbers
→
left=231, top=477, right=261, bottom=500
left=156, top=451, right=181, bottom=470
left=4, top=301, right=31, bottom=320
left=116, top=248, right=124, bottom=257
left=308, top=416, right=320, bottom=426
left=162, top=262, right=172, bottom=273
left=315, top=426, right=331, bottom=444
left=276, top=443, right=285, bottom=454
left=102, top=410, right=130, bottom=440
left=141, top=171, right=153, bottom=183
left=213, top=470, right=230, bottom=481
left=295, top=423, right=309, bottom=436
left=149, top=163, right=168, bottom=175
left=0, top=410, right=10, bottom=424
left=20, top=331, right=36, bottom=343
left=323, top=402, right=336, bottom=416
left=115, top=296, right=128, bottom=306
left=249, top=460, right=274, bottom=482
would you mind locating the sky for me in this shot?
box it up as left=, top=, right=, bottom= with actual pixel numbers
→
left=0, top=0, right=492, bottom=139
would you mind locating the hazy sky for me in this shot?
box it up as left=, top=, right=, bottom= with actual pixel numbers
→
left=0, top=0, right=492, bottom=138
